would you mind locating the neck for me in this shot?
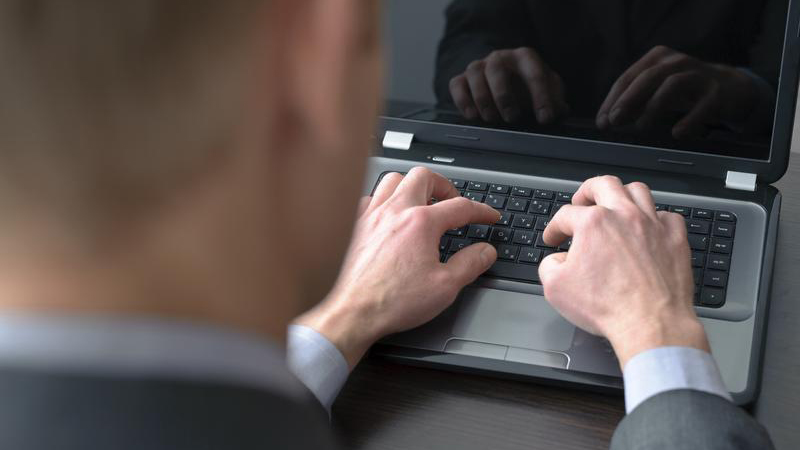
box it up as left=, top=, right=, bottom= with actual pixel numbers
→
left=0, top=180, right=297, bottom=345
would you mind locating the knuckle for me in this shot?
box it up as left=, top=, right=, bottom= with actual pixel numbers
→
left=449, top=75, right=466, bottom=90
left=408, top=166, right=431, bottom=178
left=585, top=206, right=610, bottom=224
left=466, top=60, right=486, bottom=74
left=627, top=181, right=651, bottom=194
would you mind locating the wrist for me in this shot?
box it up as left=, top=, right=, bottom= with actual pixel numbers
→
left=294, top=294, right=381, bottom=369
left=605, top=312, right=709, bottom=370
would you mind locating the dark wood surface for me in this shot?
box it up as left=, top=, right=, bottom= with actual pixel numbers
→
left=333, top=156, right=800, bottom=450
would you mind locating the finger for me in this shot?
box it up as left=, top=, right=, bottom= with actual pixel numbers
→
left=636, top=72, right=703, bottom=131
left=673, top=89, right=719, bottom=139
left=370, top=172, right=404, bottom=209
left=444, top=242, right=497, bottom=287
left=538, top=251, right=568, bottom=289
left=449, top=75, right=479, bottom=120
left=571, top=175, right=633, bottom=209
left=465, top=61, right=501, bottom=122
left=606, top=62, right=690, bottom=127
left=485, top=52, right=521, bottom=122
left=356, top=196, right=372, bottom=218
left=624, top=182, right=657, bottom=218
left=513, top=48, right=557, bottom=124
left=597, top=46, right=669, bottom=128
left=394, top=167, right=459, bottom=206
left=429, top=196, right=501, bottom=232
left=543, top=204, right=588, bottom=246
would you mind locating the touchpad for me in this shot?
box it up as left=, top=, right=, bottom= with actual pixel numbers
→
left=451, top=287, right=575, bottom=352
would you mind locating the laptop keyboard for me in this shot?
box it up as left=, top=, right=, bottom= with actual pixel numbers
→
left=374, top=173, right=736, bottom=309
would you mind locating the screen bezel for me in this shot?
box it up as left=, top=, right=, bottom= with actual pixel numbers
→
left=379, top=0, right=800, bottom=184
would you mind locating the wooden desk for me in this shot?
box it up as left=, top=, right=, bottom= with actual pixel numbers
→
left=332, top=156, right=800, bottom=450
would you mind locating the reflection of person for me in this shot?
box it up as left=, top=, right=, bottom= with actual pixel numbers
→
left=0, top=2, right=774, bottom=450
left=435, top=0, right=784, bottom=138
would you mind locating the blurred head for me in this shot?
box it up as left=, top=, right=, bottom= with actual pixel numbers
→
left=0, top=0, right=382, bottom=333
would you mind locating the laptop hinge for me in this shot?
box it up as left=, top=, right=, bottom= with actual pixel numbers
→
left=725, top=171, right=757, bottom=192
left=383, top=131, right=414, bottom=151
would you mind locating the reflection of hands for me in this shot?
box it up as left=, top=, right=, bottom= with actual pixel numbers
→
left=295, top=168, right=500, bottom=367
left=597, top=46, right=760, bottom=139
left=540, top=176, right=709, bottom=369
left=449, top=47, right=570, bottom=124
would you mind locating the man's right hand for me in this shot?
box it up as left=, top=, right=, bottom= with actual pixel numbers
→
left=539, top=176, right=709, bottom=369
left=449, top=47, right=570, bottom=124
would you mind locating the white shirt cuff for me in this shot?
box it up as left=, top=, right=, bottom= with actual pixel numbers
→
left=286, top=325, right=349, bottom=413
left=622, top=346, right=732, bottom=414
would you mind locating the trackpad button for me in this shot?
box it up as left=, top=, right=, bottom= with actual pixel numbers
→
left=452, top=287, right=575, bottom=352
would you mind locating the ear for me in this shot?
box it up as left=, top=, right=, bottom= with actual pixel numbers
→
left=274, top=0, right=366, bottom=151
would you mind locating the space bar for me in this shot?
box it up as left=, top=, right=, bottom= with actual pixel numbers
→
left=484, top=261, right=540, bottom=284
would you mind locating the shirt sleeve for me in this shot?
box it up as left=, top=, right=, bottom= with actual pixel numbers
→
left=286, top=325, right=350, bottom=413
left=622, top=346, right=733, bottom=414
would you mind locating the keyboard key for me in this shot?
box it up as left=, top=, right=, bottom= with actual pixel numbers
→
left=686, top=219, right=710, bottom=235
left=450, top=179, right=467, bottom=189
left=512, top=214, right=535, bottom=229
left=692, top=208, right=713, bottom=220
left=688, top=234, right=709, bottom=251
left=528, top=200, right=552, bottom=215
left=439, top=236, right=450, bottom=252
left=448, top=239, right=471, bottom=253
left=655, top=204, right=668, bottom=212
left=489, top=184, right=510, bottom=194
left=496, top=211, right=512, bottom=226
left=484, top=261, right=540, bottom=283
left=507, top=197, right=529, bottom=212
left=446, top=226, right=467, bottom=237
left=467, top=225, right=490, bottom=240
left=512, top=230, right=536, bottom=246
left=704, top=271, right=728, bottom=288
left=712, top=223, right=735, bottom=238
left=496, top=245, right=519, bottom=261
left=711, top=238, right=732, bottom=254
left=512, top=186, right=533, bottom=197
left=669, top=206, right=690, bottom=216
left=542, top=249, right=557, bottom=259
left=519, top=247, right=542, bottom=264
left=707, top=255, right=730, bottom=271
left=556, top=192, right=573, bottom=202
left=535, top=233, right=554, bottom=249
left=534, top=189, right=555, bottom=200
left=490, top=227, right=512, bottom=243
left=464, top=192, right=485, bottom=202
left=558, top=238, right=572, bottom=252
left=551, top=202, right=567, bottom=216
left=468, top=181, right=488, bottom=191
left=485, top=194, right=507, bottom=209
left=715, top=211, right=736, bottom=222
left=535, top=216, right=550, bottom=231
left=691, top=252, right=706, bottom=268
left=700, top=288, right=726, bottom=307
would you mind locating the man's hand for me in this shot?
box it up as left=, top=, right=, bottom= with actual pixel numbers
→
left=449, top=47, right=570, bottom=124
left=295, top=167, right=501, bottom=368
left=539, top=176, right=709, bottom=369
left=596, top=45, right=760, bottom=138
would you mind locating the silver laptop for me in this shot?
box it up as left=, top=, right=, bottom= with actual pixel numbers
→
left=366, top=0, right=797, bottom=404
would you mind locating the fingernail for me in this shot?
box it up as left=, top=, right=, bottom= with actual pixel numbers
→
left=464, top=107, right=478, bottom=120
left=536, top=107, right=553, bottom=124
left=480, top=244, right=497, bottom=267
left=597, top=113, right=608, bottom=129
left=502, top=106, right=520, bottom=122
left=609, top=107, right=622, bottom=125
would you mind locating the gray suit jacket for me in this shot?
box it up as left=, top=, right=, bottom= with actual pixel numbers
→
left=0, top=368, right=771, bottom=449
left=612, top=390, right=774, bottom=450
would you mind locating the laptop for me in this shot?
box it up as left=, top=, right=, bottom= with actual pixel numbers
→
left=365, top=0, right=798, bottom=404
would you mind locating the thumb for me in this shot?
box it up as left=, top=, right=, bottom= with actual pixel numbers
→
left=445, top=243, right=497, bottom=287
left=538, top=251, right=568, bottom=288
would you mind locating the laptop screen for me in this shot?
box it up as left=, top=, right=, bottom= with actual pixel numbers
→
left=383, top=0, right=791, bottom=161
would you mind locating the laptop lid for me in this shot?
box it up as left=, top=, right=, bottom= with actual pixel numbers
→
left=381, top=0, right=800, bottom=185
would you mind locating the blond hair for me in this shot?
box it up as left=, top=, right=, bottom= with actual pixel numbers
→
left=0, top=1, right=263, bottom=217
